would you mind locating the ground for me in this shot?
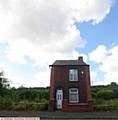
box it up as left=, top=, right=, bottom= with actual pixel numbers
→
left=0, top=111, right=118, bottom=120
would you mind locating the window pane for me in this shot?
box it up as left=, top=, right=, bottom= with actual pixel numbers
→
left=69, top=88, right=79, bottom=103
left=69, top=69, right=78, bottom=81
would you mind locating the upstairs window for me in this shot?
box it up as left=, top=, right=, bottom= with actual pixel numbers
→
left=69, top=69, right=78, bottom=81
left=69, top=88, right=79, bottom=103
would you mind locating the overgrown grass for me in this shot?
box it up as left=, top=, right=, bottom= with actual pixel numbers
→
left=0, top=96, right=13, bottom=110
left=12, top=101, right=48, bottom=111
left=0, top=96, right=49, bottom=111
left=93, top=99, right=118, bottom=112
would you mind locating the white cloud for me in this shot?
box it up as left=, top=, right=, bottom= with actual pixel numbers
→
left=0, top=63, right=6, bottom=72
left=89, top=45, right=118, bottom=85
left=5, top=66, right=50, bottom=88
left=89, top=45, right=108, bottom=63
left=34, top=68, right=50, bottom=87
left=0, top=0, right=115, bottom=87
left=0, top=0, right=115, bottom=64
left=8, top=71, right=50, bottom=88
left=91, top=71, right=100, bottom=85
left=66, top=0, right=115, bottom=24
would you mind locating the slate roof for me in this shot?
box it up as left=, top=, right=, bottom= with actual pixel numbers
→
left=50, top=59, right=87, bottom=66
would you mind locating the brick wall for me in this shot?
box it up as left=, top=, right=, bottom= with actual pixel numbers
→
left=49, top=64, right=93, bottom=112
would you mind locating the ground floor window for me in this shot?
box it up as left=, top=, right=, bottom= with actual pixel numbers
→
left=69, top=88, right=79, bottom=103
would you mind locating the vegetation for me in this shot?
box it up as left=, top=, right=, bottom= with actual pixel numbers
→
left=92, top=82, right=118, bottom=111
left=1, top=70, right=118, bottom=111
left=0, top=71, right=49, bottom=111
left=0, top=86, right=49, bottom=111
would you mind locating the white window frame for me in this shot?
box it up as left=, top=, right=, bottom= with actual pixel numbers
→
left=69, top=88, right=79, bottom=103
left=69, top=69, right=78, bottom=81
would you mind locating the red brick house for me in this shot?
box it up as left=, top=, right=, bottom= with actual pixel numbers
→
left=48, top=57, right=93, bottom=112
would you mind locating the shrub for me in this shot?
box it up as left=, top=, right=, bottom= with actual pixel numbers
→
left=96, top=89, right=113, bottom=100
left=32, top=103, right=48, bottom=111
left=93, top=98, right=105, bottom=105
left=12, top=101, right=48, bottom=111
left=94, top=105, right=112, bottom=112
left=13, top=103, right=27, bottom=111
left=0, top=96, right=13, bottom=110
left=12, top=101, right=32, bottom=111
left=93, top=99, right=118, bottom=112
left=113, top=88, right=118, bottom=98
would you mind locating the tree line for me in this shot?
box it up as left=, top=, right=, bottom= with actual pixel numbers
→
left=92, top=82, right=118, bottom=100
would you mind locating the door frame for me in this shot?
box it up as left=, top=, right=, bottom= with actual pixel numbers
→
left=56, top=89, right=63, bottom=109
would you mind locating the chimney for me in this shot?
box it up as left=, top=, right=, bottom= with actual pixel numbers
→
left=78, top=56, right=83, bottom=63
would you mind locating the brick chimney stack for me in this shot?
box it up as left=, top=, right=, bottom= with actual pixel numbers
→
left=78, top=56, right=83, bottom=62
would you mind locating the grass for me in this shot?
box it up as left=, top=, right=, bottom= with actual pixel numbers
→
left=0, top=96, right=49, bottom=111
left=93, top=99, right=118, bottom=112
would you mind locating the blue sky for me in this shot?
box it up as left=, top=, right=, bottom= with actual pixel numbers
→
left=0, top=0, right=118, bottom=87
left=76, top=3, right=118, bottom=53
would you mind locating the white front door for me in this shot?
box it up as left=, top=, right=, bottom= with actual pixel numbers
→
left=56, top=89, right=63, bottom=109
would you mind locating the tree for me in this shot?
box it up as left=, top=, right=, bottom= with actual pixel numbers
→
left=113, top=88, right=118, bottom=98
left=0, top=71, right=9, bottom=96
left=110, top=82, right=117, bottom=86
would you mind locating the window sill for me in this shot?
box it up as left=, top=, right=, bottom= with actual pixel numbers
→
left=69, top=80, right=78, bottom=82
left=69, top=102, right=79, bottom=104
left=68, top=103, right=88, bottom=105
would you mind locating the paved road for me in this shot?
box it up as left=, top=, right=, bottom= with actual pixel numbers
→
left=0, top=111, right=118, bottom=120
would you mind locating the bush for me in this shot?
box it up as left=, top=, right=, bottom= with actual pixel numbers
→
left=12, top=101, right=33, bottom=111
left=13, top=103, right=27, bottom=111
left=93, top=99, right=118, bottom=112
left=93, top=98, right=105, bottom=105
left=32, top=103, right=48, bottom=111
left=94, top=105, right=112, bottom=112
left=12, top=101, right=48, bottom=111
left=0, top=96, right=13, bottom=110
left=96, top=89, right=113, bottom=100
left=16, top=89, right=49, bottom=102
left=113, top=88, right=118, bottom=98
